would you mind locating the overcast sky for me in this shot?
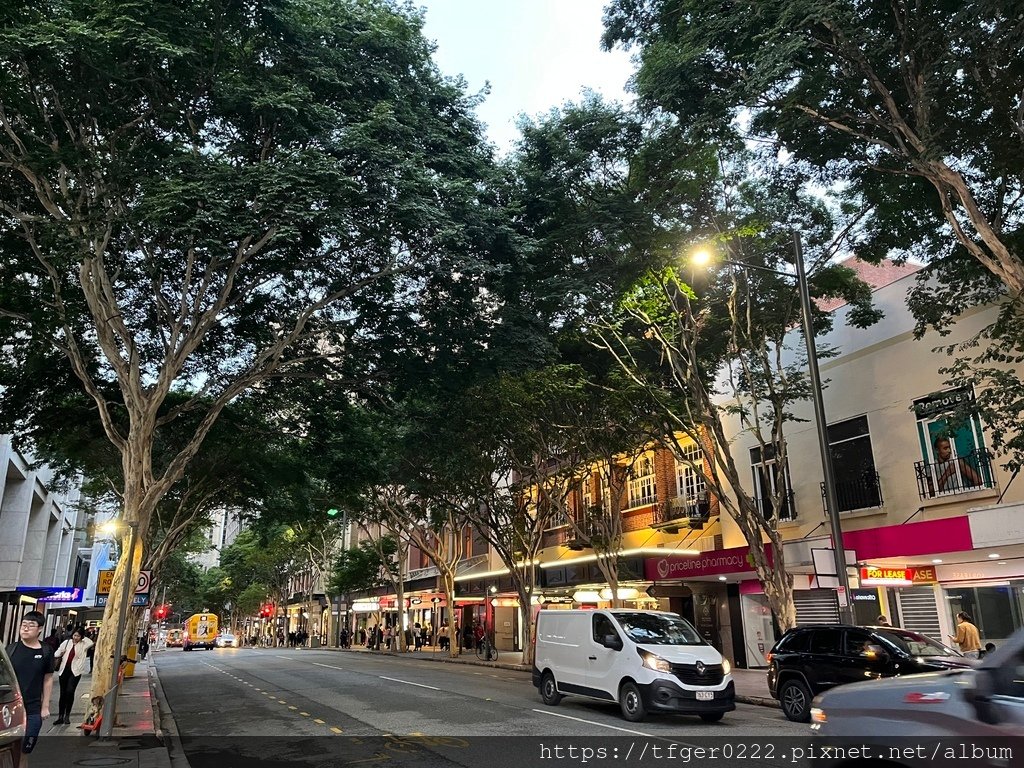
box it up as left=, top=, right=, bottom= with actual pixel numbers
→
left=418, top=0, right=635, bottom=153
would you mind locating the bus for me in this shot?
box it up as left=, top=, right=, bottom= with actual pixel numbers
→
left=183, top=613, right=219, bottom=651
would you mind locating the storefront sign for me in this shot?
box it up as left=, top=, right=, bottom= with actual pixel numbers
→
left=17, top=587, right=83, bottom=603
left=859, top=565, right=937, bottom=587
left=913, top=387, right=974, bottom=419
left=645, top=545, right=772, bottom=581
left=968, top=503, right=1024, bottom=549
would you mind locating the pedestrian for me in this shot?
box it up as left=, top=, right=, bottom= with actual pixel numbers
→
left=54, top=626, right=93, bottom=725
left=473, top=621, right=485, bottom=652
left=419, top=623, right=427, bottom=650
left=404, top=626, right=413, bottom=651
left=7, top=611, right=55, bottom=765
left=413, top=623, right=422, bottom=652
left=340, top=628, right=350, bottom=649
left=875, top=615, right=890, bottom=626
left=87, top=629, right=97, bottom=673
left=948, top=611, right=983, bottom=659
left=982, top=641, right=996, bottom=658
left=138, top=633, right=150, bottom=660
left=462, top=622, right=474, bottom=653
left=43, top=628, right=63, bottom=653
left=437, top=623, right=449, bottom=651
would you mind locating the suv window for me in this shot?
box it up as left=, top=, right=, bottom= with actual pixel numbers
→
left=844, top=629, right=874, bottom=657
left=810, top=628, right=842, bottom=655
left=593, top=614, right=617, bottom=643
left=778, top=629, right=811, bottom=653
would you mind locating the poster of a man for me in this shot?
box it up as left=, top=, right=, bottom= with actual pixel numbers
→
left=932, top=436, right=983, bottom=493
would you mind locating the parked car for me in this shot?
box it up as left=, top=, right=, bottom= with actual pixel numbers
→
left=533, top=609, right=735, bottom=723
left=215, top=633, right=239, bottom=648
left=0, top=643, right=26, bottom=768
left=809, top=629, right=1024, bottom=766
left=767, top=624, right=972, bottom=722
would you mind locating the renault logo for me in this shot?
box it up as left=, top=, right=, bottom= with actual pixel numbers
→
left=696, top=661, right=706, bottom=675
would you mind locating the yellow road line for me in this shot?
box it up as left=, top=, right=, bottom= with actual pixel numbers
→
left=330, top=727, right=344, bottom=734
left=299, top=712, right=310, bottom=717
left=314, top=719, right=325, bottom=724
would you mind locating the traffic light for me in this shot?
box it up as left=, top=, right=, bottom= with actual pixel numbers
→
left=154, top=605, right=169, bottom=620
left=260, top=604, right=274, bottom=618
left=326, top=508, right=340, bottom=518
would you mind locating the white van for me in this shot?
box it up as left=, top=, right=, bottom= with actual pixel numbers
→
left=532, top=609, right=735, bottom=722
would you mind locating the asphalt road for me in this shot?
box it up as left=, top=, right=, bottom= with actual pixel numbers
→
left=155, top=648, right=814, bottom=768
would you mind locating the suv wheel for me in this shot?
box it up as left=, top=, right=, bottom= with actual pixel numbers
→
left=780, top=678, right=812, bottom=722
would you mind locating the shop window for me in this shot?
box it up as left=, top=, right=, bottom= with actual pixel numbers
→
left=945, top=585, right=1021, bottom=642
left=913, top=387, right=995, bottom=498
left=826, top=416, right=882, bottom=512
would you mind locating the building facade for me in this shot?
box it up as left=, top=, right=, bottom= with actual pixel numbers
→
left=0, top=436, right=87, bottom=643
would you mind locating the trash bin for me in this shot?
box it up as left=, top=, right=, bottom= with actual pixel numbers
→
left=310, top=637, right=321, bottom=649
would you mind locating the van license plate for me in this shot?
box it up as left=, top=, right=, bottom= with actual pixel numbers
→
left=696, top=691, right=714, bottom=701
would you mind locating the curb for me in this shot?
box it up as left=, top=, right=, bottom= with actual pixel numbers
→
left=148, top=659, right=193, bottom=768
left=736, top=695, right=780, bottom=709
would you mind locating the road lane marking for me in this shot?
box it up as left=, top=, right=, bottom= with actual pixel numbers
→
left=288, top=706, right=297, bottom=710
left=531, top=709, right=652, bottom=736
left=330, top=727, right=344, bottom=734
left=313, top=662, right=346, bottom=671
left=378, top=676, right=440, bottom=691
left=314, top=719, right=325, bottom=724
left=300, top=712, right=310, bottom=717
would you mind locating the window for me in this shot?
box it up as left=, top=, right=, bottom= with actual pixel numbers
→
left=827, top=416, right=882, bottom=512
left=593, top=613, right=617, bottom=643
left=843, top=629, right=874, bottom=657
left=778, top=629, right=811, bottom=653
left=809, top=628, right=842, bottom=655
left=581, top=474, right=594, bottom=512
left=750, top=444, right=795, bottom=521
left=627, top=455, right=657, bottom=509
left=675, top=444, right=707, bottom=503
left=913, top=388, right=995, bottom=498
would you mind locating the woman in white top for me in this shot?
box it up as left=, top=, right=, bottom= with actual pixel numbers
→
left=54, top=626, right=94, bottom=724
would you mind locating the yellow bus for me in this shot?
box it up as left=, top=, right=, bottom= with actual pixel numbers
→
left=183, top=613, right=219, bottom=651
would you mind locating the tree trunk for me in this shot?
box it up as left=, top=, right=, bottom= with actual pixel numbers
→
left=442, top=572, right=458, bottom=659
left=396, top=558, right=407, bottom=653
left=515, top=580, right=535, bottom=666
left=90, top=526, right=143, bottom=703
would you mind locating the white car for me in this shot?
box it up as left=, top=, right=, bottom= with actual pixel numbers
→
left=215, top=633, right=239, bottom=648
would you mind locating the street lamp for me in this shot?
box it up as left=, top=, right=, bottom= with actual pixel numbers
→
left=97, top=518, right=139, bottom=739
left=693, top=231, right=854, bottom=624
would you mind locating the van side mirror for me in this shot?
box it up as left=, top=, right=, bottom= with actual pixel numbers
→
left=602, top=634, right=623, bottom=651
left=964, top=670, right=1000, bottom=725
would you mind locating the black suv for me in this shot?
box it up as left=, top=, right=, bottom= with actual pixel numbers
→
left=766, top=624, right=973, bottom=722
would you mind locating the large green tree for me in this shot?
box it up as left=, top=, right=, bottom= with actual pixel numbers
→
left=603, top=0, right=1024, bottom=294
left=0, top=0, right=501, bottom=696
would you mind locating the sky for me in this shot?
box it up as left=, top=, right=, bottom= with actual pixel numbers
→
left=418, top=0, right=636, bottom=153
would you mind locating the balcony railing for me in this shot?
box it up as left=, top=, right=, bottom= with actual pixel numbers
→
left=915, top=449, right=996, bottom=500
left=820, top=472, right=883, bottom=513
left=653, top=495, right=710, bottom=528
left=756, top=490, right=796, bottom=522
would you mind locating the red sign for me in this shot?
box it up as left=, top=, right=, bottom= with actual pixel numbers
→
left=859, top=565, right=938, bottom=585
left=644, top=545, right=774, bottom=580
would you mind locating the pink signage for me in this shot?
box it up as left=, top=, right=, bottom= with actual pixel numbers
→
left=841, top=515, right=972, bottom=560
left=644, top=545, right=774, bottom=580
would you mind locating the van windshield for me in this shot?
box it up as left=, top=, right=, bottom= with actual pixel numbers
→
left=614, top=613, right=705, bottom=646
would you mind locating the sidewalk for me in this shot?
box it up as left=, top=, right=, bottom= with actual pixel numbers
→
left=320, top=645, right=779, bottom=708
left=29, top=656, right=180, bottom=768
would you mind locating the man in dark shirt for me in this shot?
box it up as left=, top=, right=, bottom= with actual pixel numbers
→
left=8, top=611, right=54, bottom=764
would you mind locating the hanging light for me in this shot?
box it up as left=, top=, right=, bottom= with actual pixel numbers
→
left=599, top=587, right=640, bottom=601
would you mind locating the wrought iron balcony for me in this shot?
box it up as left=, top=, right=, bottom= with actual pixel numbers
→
left=820, top=472, right=883, bottom=513
left=915, top=449, right=996, bottom=500
left=653, top=495, right=711, bottom=530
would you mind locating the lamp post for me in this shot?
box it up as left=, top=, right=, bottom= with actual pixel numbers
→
left=98, top=518, right=139, bottom=740
left=693, top=231, right=854, bottom=624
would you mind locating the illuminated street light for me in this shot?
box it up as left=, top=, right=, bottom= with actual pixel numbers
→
left=692, top=232, right=854, bottom=624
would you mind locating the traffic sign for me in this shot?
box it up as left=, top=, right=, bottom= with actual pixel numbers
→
left=97, top=570, right=151, bottom=596
left=95, top=594, right=149, bottom=608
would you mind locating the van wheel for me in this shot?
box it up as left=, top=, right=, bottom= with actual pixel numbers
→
left=619, top=681, right=647, bottom=722
left=699, top=712, right=724, bottom=723
left=540, top=672, right=563, bottom=705
left=780, top=679, right=812, bottom=722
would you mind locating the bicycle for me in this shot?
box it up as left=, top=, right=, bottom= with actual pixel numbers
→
left=475, top=636, right=498, bottom=661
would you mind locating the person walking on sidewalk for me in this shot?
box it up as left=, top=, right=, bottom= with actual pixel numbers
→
left=949, top=611, right=983, bottom=659
left=7, top=611, right=54, bottom=767
left=54, top=626, right=93, bottom=724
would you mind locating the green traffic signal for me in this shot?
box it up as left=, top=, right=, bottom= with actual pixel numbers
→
left=327, top=508, right=339, bottom=518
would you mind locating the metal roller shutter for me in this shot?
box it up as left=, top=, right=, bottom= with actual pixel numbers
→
left=794, top=590, right=840, bottom=625
left=896, top=586, right=941, bottom=639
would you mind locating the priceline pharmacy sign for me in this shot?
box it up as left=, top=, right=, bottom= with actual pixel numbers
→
left=644, top=545, right=774, bottom=580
